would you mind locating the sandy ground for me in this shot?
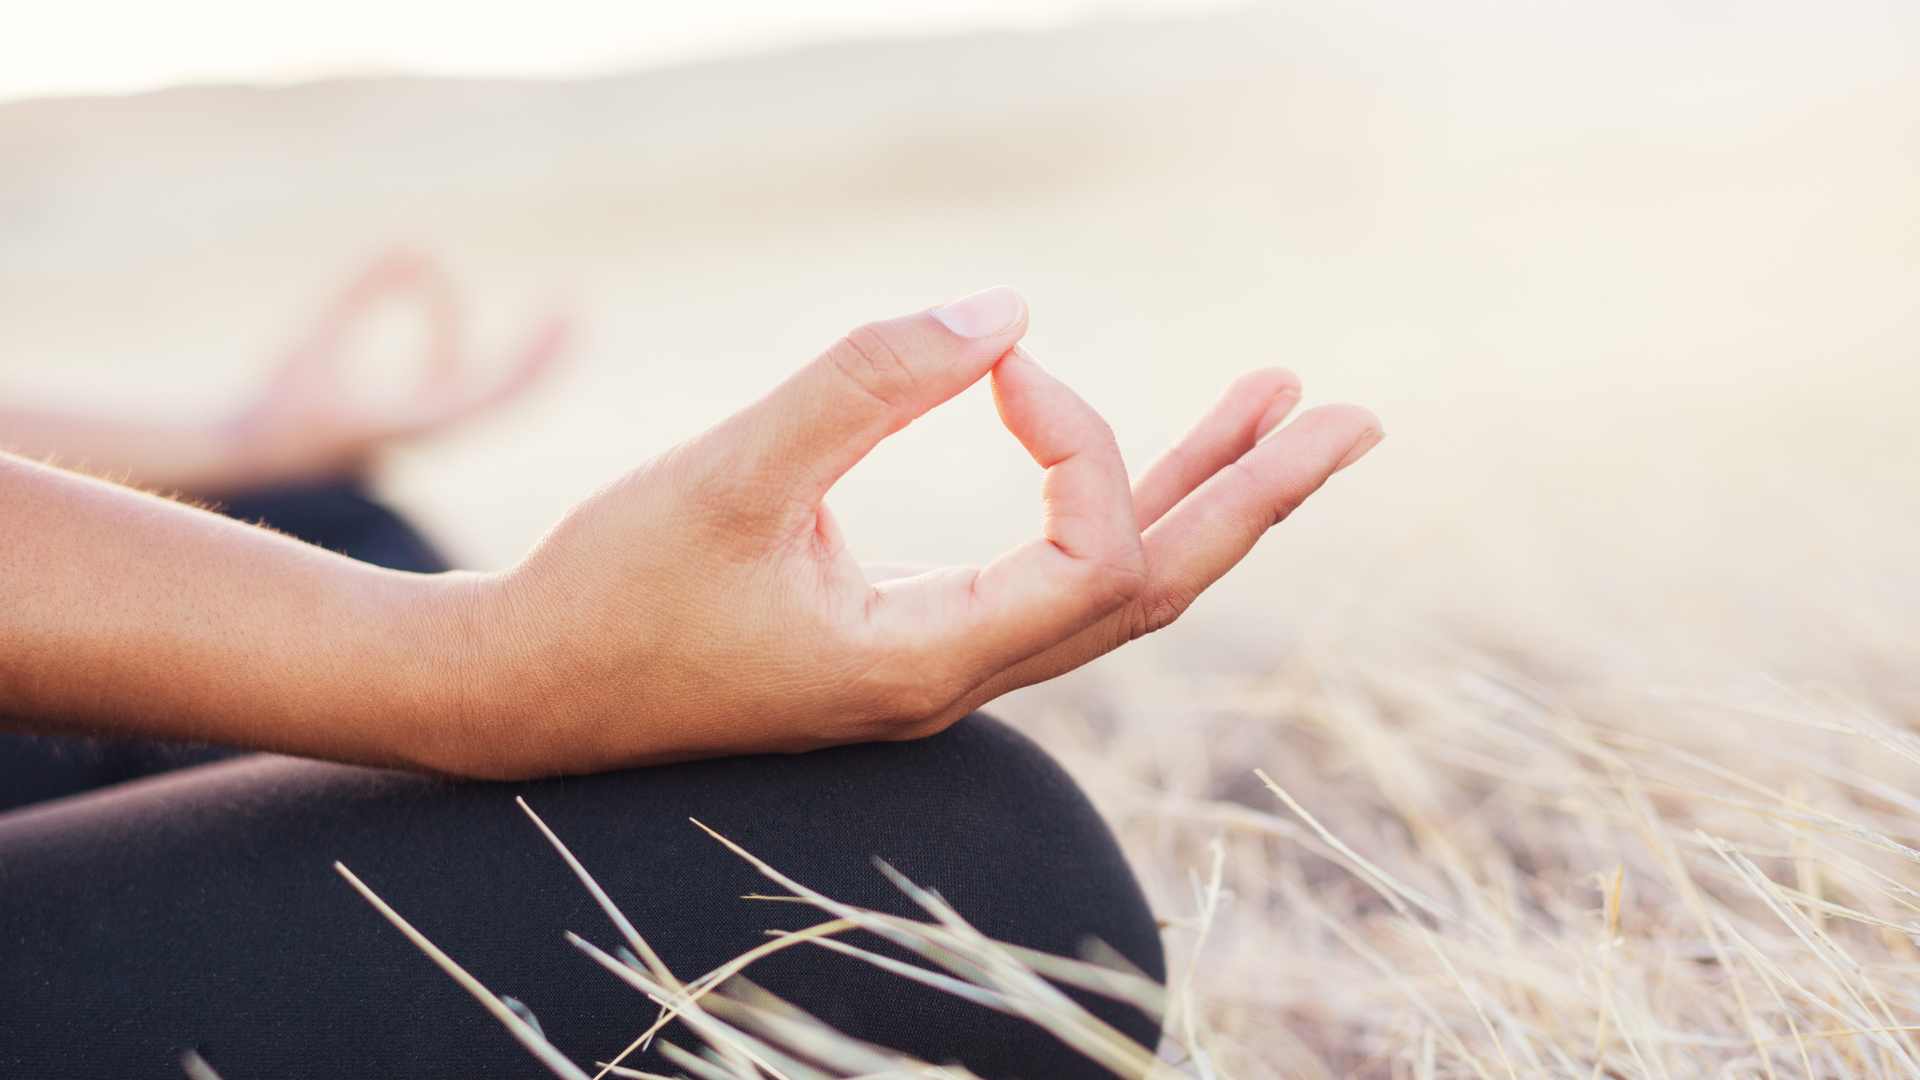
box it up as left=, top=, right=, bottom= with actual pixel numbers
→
left=4, top=4, right=1918, bottom=1073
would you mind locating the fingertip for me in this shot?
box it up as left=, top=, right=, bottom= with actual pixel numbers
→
left=1229, top=366, right=1302, bottom=404
left=1251, top=375, right=1305, bottom=442
left=930, top=286, right=1028, bottom=340
left=998, top=343, right=1045, bottom=376
left=988, top=344, right=1050, bottom=412
left=990, top=346, right=1120, bottom=474
left=1293, top=402, right=1380, bottom=434
left=1291, top=403, right=1383, bottom=470
left=1335, top=424, right=1384, bottom=471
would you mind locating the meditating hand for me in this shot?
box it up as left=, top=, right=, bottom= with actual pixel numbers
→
left=432, top=287, right=1381, bottom=777
left=0, top=286, right=1376, bottom=780
left=220, top=250, right=570, bottom=489
left=0, top=249, right=568, bottom=494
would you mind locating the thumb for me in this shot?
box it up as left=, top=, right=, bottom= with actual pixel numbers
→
left=694, top=287, right=1028, bottom=518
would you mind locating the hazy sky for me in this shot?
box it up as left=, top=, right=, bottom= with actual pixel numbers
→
left=2, top=0, right=1236, bottom=102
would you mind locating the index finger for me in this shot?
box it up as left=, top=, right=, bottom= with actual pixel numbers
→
left=394, top=313, right=572, bottom=437
left=869, top=348, right=1145, bottom=686
left=927, top=402, right=1383, bottom=723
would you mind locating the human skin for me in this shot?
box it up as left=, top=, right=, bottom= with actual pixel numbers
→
left=0, top=250, right=567, bottom=494
left=0, top=287, right=1380, bottom=779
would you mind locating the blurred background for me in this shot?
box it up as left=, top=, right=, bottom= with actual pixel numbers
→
left=7, top=3, right=1920, bottom=1071
left=5, top=0, right=1917, bottom=742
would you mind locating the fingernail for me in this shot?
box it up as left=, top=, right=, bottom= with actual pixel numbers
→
left=1335, top=428, right=1384, bottom=471
left=931, top=286, right=1026, bottom=338
left=1254, top=387, right=1301, bottom=442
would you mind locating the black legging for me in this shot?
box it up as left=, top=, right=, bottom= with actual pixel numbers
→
left=0, top=481, right=1164, bottom=1079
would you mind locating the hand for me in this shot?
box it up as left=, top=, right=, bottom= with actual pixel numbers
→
left=436, top=288, right=1380, bottom=779
left=222, top=250, right=569, bottom=487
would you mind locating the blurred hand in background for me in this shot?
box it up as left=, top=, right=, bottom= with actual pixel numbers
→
left=0, top=284, right=1382, bottom=780
left=0, top=249, right=569, bottom=494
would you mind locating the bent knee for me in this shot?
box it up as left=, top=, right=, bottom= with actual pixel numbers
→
left=914, top=712, right=1164, bottom=973
left=797, top=712, right=1168, bottom=1072
left=465, top=713, right=1169, bottom=1076
left=576, top=712, right=1168, bottom=1075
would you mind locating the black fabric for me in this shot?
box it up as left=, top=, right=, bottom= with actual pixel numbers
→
left=214, top=478, right=454, bottom=576
left=0, top=479, right=1165, bottom=1079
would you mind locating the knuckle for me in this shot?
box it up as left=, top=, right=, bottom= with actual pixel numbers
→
left=1223, top=459, right=1284, bottom=532
left=826, top=323, right=918, bottom=410
left=1129, top=586, right=1196, bottom=640
left=1090, top=416, right=1122, bottom=456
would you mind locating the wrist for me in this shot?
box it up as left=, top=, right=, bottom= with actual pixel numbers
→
left=371, top=568, right=506, bottom=777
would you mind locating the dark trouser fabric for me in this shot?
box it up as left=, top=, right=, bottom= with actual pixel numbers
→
left=0, top=480, right=1165, bottom=1079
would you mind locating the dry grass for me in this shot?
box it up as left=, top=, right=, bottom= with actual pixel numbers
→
left=18, top=9, right=1912, bottom=1079
left=289, top=620, right=1920, bottom=1079
left=1050, top=632, right=1920, bottom=1078
left=322, top=799, right=1172, bottom=1080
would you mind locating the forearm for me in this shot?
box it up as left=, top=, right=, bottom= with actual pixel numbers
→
left=0, top=452, right=471, bottom=769
left=0, top=403, right=281, bottom=494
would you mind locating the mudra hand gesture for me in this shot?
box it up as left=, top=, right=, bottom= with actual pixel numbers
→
left=3, top=284, right=1377, bottom=779
left=224, top=249, right=569, bottom=487
left=445, top=287, right=1380, bottom=777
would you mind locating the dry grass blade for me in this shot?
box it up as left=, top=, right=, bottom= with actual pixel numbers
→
left=329, top=806, right=1181, bottom=1080
left=699, top=979, right=979, bottom=1078
left=688, top=818, right=1162, bottom=1076
left=517, top=797, right=673, bottom=981
left=593, top=915, right=867, bottom=1070
left=1256, top=769, right=1514, bottom=1080
left=515, top=796, right=684, bottom=1079
left=801, top=933, right=1016, bottom=1012
left=655, top=1040, right=752, bottom=1080
left=594, top=1063, right=678, bottom=1080
left=567, top=932, right=801, bottom=1079
left=178, top=1050, right=224, bottom=1080
left=333, top=862, right=594, bottom=1080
